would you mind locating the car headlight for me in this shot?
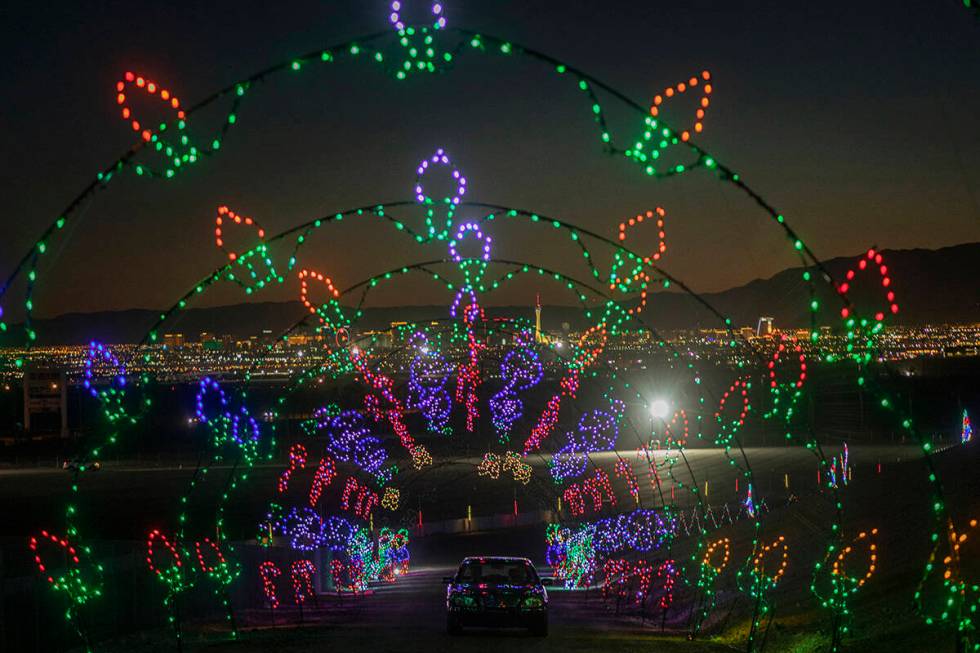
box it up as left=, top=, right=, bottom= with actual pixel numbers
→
left=521, top=595, right=544, bottom=609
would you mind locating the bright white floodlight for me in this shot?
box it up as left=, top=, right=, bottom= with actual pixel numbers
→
left=650, top=399, right=670, bottom=419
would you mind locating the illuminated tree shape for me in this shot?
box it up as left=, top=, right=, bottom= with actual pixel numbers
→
left=215, top=205, right=281, bottom=291
left=114, top=71, right=194, bottom=176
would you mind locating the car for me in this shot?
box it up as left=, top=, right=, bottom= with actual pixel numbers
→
left=444, top=556, right=550, bottom=636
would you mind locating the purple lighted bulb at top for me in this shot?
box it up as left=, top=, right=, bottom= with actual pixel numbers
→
left=448, top=222, right=491, bottom=262
left=390, top=1, right=447, bottom=32
left=414, top=148, right=466, bottom=206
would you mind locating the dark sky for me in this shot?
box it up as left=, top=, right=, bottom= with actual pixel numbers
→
left=1, top=1, right=978, bottom=318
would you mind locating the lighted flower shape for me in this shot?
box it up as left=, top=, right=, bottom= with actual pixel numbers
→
left=29, top=530, right=104, bottom=609
left=489, top=342, right=543, bottom=443
left=477, top=452, right=501, bottom=479
left=714, top=377, right=751, bottom=446
left=388, top=2, right=453, bottom=80
left=407, top=333, right=453, bottom=433
left=83, top=341, right=131, bottom=425
left=381, top=487, right=400, bottom=511
left=837, top=247, right=899, bottom=365
left=610, top=208, right=668, bottom=315
left=115, top=71, right=197, bottom=178
left=625, top=71, right=712, bottom=176
left=915, top=517, right=978, bottom=636
left=763, top=336, right=807, bottom=422
left=415, top=148, right=467, bottom=241
left=215, top=205, right=282, bottom=292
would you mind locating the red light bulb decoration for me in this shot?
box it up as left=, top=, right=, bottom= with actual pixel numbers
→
left=764, top=337, right=807, bottom=422
left=194, top=537, right=228, bottom=576
left=146, top=529, right=185, bottom=590
left=525, top=325, right=607, bottom=453
left=714, top=378, right=751, bottom=446
left=656, top=559, right=678, bottom=609
left=837, top=248, right=900, bottom=365
left=341, top=476, right=380, bottom=520
left=278, top=444, right=308, bottom=493
left=614, top=459, right=640, bottom=504
left=258, top=561, right=281, bottom=609
left=298, top=268, right=348, bottom=330
left=116, top=71, right=185, bottom=142
left=308, top=456, right=338, bottom=507
left=611, top=207, right=668, bottom=315
left=29, top=530, right=102, bottom=606
left=456, top=303, right=486, bottom=432
left=215, top=205, right=280, bottom=291
left=114, top=71, right=195, bottom=176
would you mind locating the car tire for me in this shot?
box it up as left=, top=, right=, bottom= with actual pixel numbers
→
left=447, top=615, right=462, bottom=636
left=530, top=616, right=548, bottom=637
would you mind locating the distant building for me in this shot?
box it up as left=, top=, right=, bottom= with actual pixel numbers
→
left=163, top=333, right=185, bottom=348
left=23, top=367, right=67, bottom=438
left=757, top=317, right=774, bottom=337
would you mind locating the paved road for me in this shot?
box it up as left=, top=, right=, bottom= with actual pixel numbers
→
left=183, top=565, right=732, bottom=653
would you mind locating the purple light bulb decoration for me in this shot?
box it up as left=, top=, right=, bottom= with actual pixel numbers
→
left=390, top=1, right=447, bottom=32
left=489, top=342, right=543, bottom=443
left=407, top=333, right=453, bottom=433
left=415, top=148, right=466, bottom=240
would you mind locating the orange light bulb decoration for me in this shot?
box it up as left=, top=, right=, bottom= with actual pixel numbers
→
left=215, top=205, right=281, bottom=290
left=703, top=537, right=732, bottom=576
left=613, top=207, right=668, bottom=315
left=752, top=535, right=790, bottom=590
left=832, top=528, right=878, bottom=588
left=650, top=71, right=712, bottom=143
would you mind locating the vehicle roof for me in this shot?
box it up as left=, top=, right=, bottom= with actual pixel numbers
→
left=460, top=556, right=534, bottom=564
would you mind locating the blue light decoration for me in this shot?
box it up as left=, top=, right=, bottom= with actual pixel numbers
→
left=83, top=341, right=130, bottom=423
left=963, top=409, right=973, bottom=444
left=829, top=443, right=849, bottom=489
left=489, top=339, right=543, bottom=443
left=194, top=376, right=262, bottom=460
left=550, top=398, right=626, bottom=482
left=320, top=409, right=390, bottom=476
left=407, top=333, right=453, bottom=433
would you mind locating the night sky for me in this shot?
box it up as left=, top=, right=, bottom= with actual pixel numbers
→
left=1, top=0, right=978, bottom=318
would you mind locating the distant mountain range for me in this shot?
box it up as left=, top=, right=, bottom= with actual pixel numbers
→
left=4, top=243, right=978, bottom=346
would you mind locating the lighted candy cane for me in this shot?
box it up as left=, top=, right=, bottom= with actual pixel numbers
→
left=525, top=325, right=608, bottom=453
left=83, top=341, right=129, bottom=423
left=489, top=341, right=543, bottom=443
left=290, top=559, right=317, bottom=604
left=414, top=148, right=465, bottom=239
left=308, top=457, right=337, bottom=507
left=614, top=460, right=640, bottom=503
left=655, top=559, right=678, bottom=609
left=455, top=303, right=486, bottom=432
left=214, top=205, right=280, bottom=290
left=258, top=561, right=281, bottom=609
left=278, top=444, right=307, bottom=493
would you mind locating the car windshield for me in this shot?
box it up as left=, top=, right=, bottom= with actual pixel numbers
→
left=457, top=559, right=536, bottom=585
